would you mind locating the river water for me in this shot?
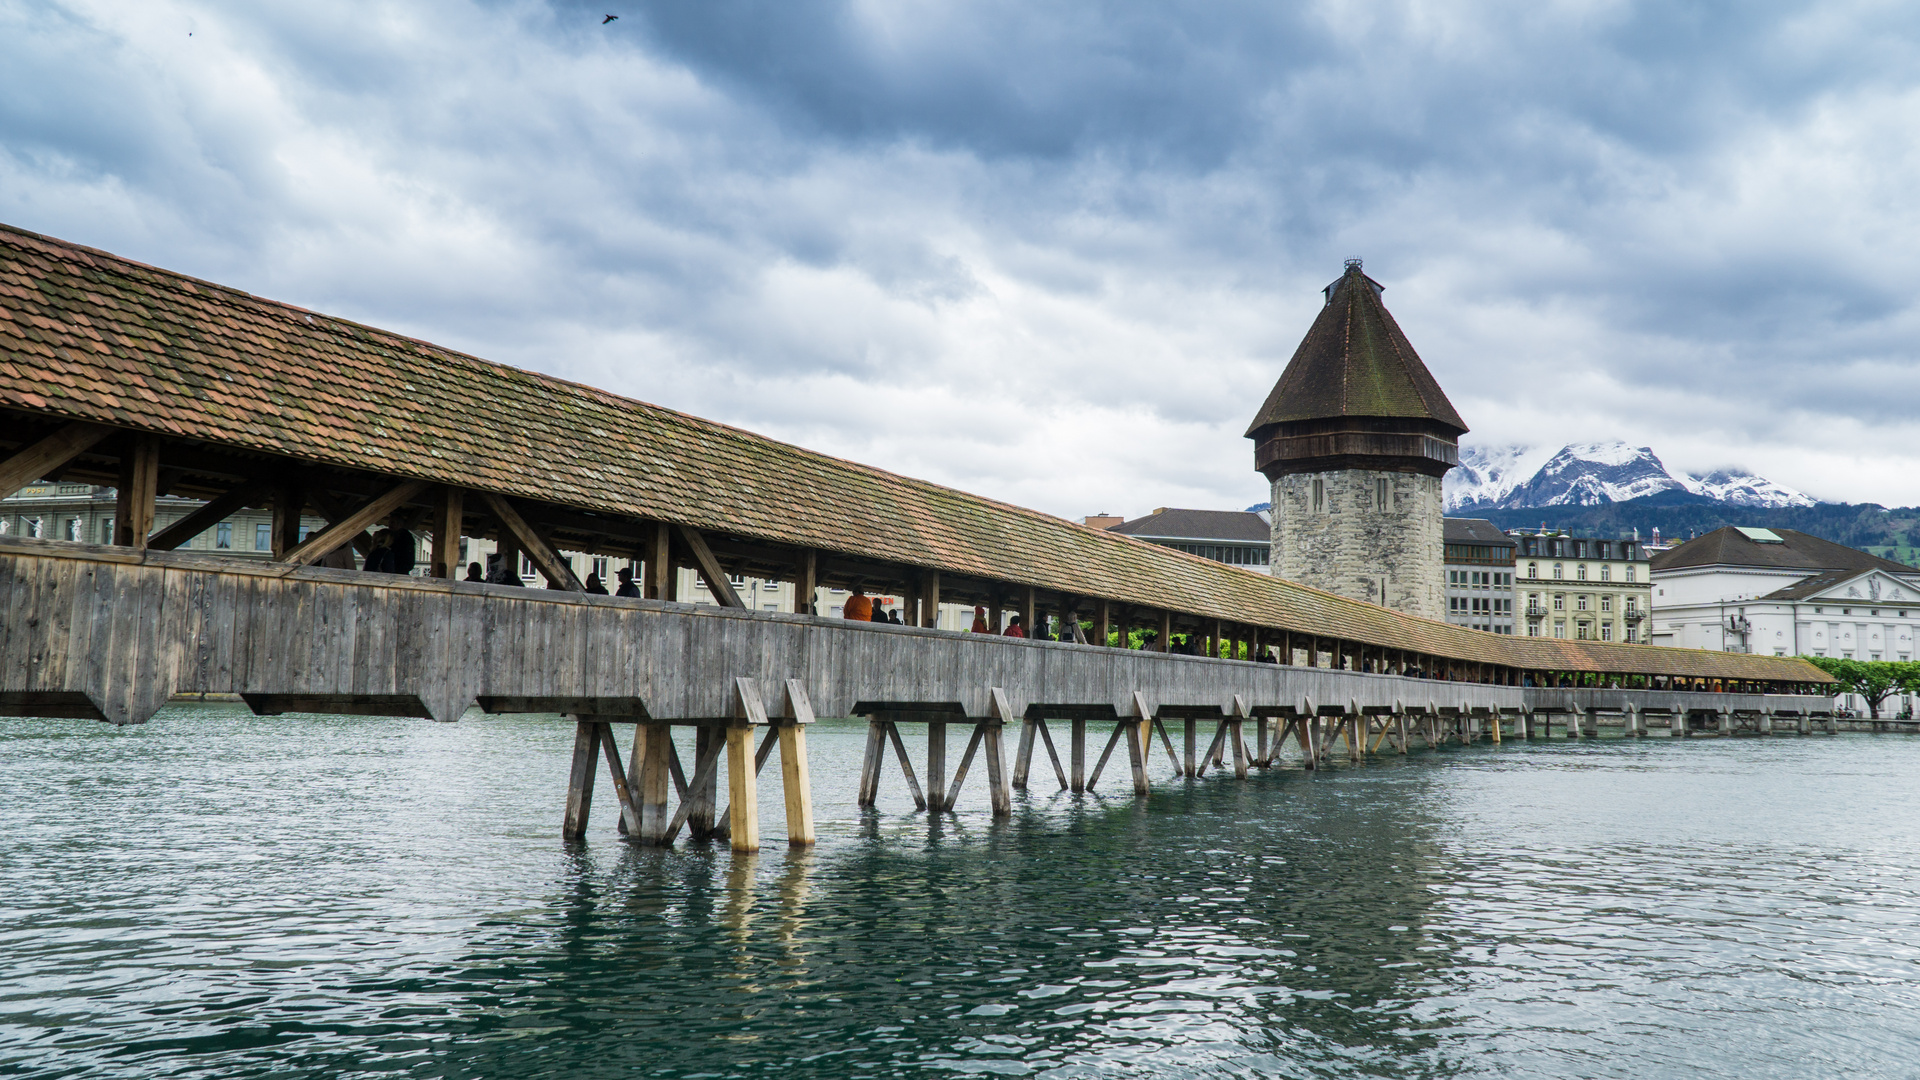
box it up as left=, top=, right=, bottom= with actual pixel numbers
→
left=5, top=705, right=1920, bottom=1078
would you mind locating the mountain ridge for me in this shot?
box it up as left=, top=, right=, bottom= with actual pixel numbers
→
left=1446, top=441, right=1814, bottom=512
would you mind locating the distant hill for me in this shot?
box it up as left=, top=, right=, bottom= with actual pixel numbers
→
left=1475, top=498, right=1920, bottom=568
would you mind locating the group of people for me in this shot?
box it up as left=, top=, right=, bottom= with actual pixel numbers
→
left=841, top=587, right=908, bottom=625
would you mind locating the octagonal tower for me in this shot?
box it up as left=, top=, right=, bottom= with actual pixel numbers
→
left=1246, top=260, right=1467, bottom=619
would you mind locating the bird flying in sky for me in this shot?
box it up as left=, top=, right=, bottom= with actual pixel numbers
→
left=603, top=14, right=618, bottom=23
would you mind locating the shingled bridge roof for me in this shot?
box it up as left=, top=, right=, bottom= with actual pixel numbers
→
left=0, top=222, right=1825, bottom=683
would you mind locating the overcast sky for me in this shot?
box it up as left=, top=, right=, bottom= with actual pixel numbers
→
left=7, top=1, right=1920, bottom=515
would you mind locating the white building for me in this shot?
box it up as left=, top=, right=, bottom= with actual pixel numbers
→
left=1651, top=526, right=1920, bottom=712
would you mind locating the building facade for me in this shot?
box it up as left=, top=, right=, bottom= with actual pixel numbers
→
left=1443, top=518, right=1516, bottom=633
left=0, top=483, right=327, bottom=559
left=1106, top=507, right=1272, bottom=569
left=1246, top=260, right=1467, bottom=619
left=1650, top=526, right=1920, bottom=659
left=1513, top=530, right=1652, bottom=642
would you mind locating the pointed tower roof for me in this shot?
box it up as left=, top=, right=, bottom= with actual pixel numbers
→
left=1245, top=261, right=1466, bottom=437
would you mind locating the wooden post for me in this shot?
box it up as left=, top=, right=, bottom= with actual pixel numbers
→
left=272, top=478, right=306, bottom=559
left=1023, top=587, right=1038, bottom=641
left=927, top=718, right=948, bottom=811
left=1094, top=600, right=1111, bottom=648
left=1013, top=716, right=1036, bottom=789
left=430, top=485, right=464, bottom=578
left=113, top=435, right=160, bottom=548
left=1126, top=694, right=1152, bottom=796
left=1158, top=610, right=1173, bottom=652
left=1231, top=696, right=1251, bottom=779
left=986, top=689, right=1016, bottom=816
left=794, top=549, right=817, bottom=614
left=780, top=679, right=816, bottom=846
left=689, top=727, right=718, bottom=839
left=636, top=723, right=672, bottom=843
left=1183, top=718, right=1197, bottom=777
left=922, top=570, right=941, bottom=628
left=858, top=720, right=886, bottom=805
left=1071, top=717, right=1087, bottom=792
left=729, top=678, right=766, bottom=852
left=563, top=716, right=598, bottom=839
left=646, top=521, right=672, bottom=600
left=480, top=491, right=584, bottom=590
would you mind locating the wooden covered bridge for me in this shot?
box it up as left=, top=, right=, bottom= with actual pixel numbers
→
left=0, top=223, right=1834, bottom=850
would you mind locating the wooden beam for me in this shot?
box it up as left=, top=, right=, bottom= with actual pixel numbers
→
left=272, top=479, right=306, bottom=559
left=0, top=421, right=115, bottom=501
left=676, top=523, right=743, bottom=607
left=1094, top=599, right=1110, bottom=647
left=113, top=435, right=161, bottom=548
left=922, top=569, right=941, bottom=628
left=1022, top=586, right=1037, bottom=641
left=146, top=479, right=267, bottom=552
left=284, top=479, right=430, bottom=566
left=794, top=548, right=817, bottom=615
left=1159, top=609, right=1173, bottom=652
left=481, top=491, right=584, bottom=590
left=430, top=485, right=464, bottom=579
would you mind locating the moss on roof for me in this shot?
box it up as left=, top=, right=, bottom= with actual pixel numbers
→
left=0, top=222, right=1825, bottom=683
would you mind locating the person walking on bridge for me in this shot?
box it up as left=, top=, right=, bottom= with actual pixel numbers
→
left=971, top=606, right=990, bottom=633
left=614, top=567, right=640, bottom=597
left=1003, top=615, right=1026, bottom=639
left=843, top=587, right=873, bottom=621
left=584, top=573, right=609, bottom=595
left=464, top=562, right=485, bottom=582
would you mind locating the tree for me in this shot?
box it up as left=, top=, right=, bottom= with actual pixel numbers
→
left=1803, top=657, right=1920, bottom=719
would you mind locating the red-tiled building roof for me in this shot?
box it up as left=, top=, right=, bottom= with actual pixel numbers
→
left=0, top=222, right=1826, bottom=683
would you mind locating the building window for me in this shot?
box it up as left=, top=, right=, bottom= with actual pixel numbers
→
left=64, top=517, right=80, bottom=541
left=521, top=555, right=536, bottom=577
left=1528, top=562, right=1538, bottom=578
left=1626, top=597, right=1637, bottom=612
left=1601, top=595, right=1613, bottom=612
left=1600, top=565, right=1611, bottom=581
left=1601, top=625, right=1612, bottom=641
left=1625, top=566, right=1636, bottom=582
left=1576, top=623, right=1590, bottom=640
left=1626, top=628, right=1638, bottom=643
left=1553, top=563, right=1563, bottom=579
left=255, top=523, right=272, bottom=551
left=1528, top=624, right=1540, bottom=636
left=1375, top=477, right=1388, bottom=512
left=592, top=557, right=609, bottom=579
left=1577, top=565, right=1587, bottom=580
left=101, top=519, right=114, bottom=544
left=27, top=517, right=41, bottom=538
left=1553, top=595, right=1565, bottom=611
left=1553, top=621, right=1566, bottom=638
left=1577, top=596, right=1589, bottom=611
left=1311, top=478, right=1325, bottom=513
left=216, top=522, right=233, bottom=549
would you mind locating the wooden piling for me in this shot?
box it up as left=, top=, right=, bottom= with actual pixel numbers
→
left=563, top=716, right=598, bottom=839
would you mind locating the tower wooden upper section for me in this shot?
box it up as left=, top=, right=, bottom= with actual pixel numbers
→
left=1246, top=261, right=1468, bottom=479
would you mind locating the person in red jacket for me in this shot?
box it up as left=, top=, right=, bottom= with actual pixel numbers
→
left=1003, top=615, right=1027, bottom=639
left=971, top=606, right=990, bottom=633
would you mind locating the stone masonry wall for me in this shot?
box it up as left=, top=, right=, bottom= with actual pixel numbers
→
left=1269, top=468, right=1445, bottom=620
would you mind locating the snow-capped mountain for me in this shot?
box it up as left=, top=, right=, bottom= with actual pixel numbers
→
left=1445, top=441, right=1815, bottom=512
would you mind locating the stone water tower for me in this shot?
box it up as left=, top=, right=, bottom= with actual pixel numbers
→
left=1245, top=260, right=1467, bottom=619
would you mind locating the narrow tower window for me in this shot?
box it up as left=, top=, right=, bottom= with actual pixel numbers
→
left=1311, top=478, right=1325, bottom=513
left=1375, top=477, right=1388, bottom=512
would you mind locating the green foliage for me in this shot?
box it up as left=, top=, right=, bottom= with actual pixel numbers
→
left=1803, top=656, right=1920, bottom=718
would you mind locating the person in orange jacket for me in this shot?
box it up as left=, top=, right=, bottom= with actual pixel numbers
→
left=1003, top=615, right=1027, bottom=639
left=971, top=605, right=990, bottom=633
left=843, top=586, right=873, bottom=621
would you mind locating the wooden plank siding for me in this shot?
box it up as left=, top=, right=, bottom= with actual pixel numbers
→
left=0, top=539, right=1828, bottom=726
